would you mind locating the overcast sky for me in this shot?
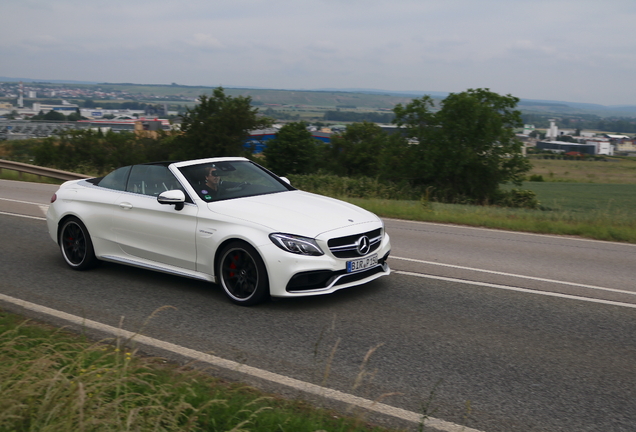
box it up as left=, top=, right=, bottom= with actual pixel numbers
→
left=1, top=0, right=635, bottom=106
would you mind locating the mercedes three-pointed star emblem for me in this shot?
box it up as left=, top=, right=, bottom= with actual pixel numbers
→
left=356, top=235, right=371, bottom=255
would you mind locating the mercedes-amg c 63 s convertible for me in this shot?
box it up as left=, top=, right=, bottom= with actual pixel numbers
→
left=47, top=157, right=391, bottom=305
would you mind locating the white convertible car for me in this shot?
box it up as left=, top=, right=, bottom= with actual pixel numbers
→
left=47, top=157, right=391, bottom=305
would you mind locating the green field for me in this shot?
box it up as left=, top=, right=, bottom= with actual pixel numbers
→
left=527, top=157, right=636, bottom=183
left=344, top=185, right=636, bottom=243
left=520, top=182, right=636, bottom=213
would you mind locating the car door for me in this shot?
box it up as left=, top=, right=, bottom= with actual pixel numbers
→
left=111, top=164, right=198, bottom=270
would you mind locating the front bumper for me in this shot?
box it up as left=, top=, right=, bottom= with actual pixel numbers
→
left=261, top=232, right=391, bottom=298
left=285, top=250, right=390, bottom=293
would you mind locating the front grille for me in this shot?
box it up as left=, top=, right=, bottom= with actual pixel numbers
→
left=327, top=228, right=382, bottom=258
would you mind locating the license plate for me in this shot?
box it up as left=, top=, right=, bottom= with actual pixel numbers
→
left=347, top=254, right=378, bottom=273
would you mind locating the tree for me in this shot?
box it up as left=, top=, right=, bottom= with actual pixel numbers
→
left=390, top=95, right=439, bottom=187
left=175, top=87, right=272, bottom=160
left=263, top=122, right=319, bottom=176
left=326, top=121, right=388, bottom=177
left=393, top=89, right=531, bottom=203
left=66, top=108, right=85, bottom=121
left=42, top=110, right=67, bottom=121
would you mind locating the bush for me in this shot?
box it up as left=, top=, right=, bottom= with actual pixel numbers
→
left=528, top=174, right=544, bottom=182
left=494, top=188, right=540, bottom=209
left=287, top=173, right=419, bottom=200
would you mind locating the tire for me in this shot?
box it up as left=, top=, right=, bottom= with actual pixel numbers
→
left=58, top=217, right=99, bottom=270
left=217, top=241, right=269, bottom=306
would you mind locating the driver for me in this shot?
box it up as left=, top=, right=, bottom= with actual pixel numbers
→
left=200, top=165, right=224, bottom=201
left=200, top=164, right=243, bottom=201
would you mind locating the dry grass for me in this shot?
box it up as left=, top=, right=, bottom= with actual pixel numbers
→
left=0, top=311, right=404, bottom=432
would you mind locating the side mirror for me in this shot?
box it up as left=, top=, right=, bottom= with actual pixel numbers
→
left=157, top=189, right=186, bottom=211
left=280, top=176, right=291, bottom=185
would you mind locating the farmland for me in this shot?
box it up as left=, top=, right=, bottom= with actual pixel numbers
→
left=527, top=157, right=636, bottom=184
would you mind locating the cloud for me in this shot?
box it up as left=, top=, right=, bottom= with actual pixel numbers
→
left=0, top=0, right=635, bottom=104
left=188, top=34, right=225, bottom=50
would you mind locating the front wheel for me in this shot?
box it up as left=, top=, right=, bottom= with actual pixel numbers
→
left=59, top=217, right=99, bottom=270
left=217, top=241, right=269, bottom=306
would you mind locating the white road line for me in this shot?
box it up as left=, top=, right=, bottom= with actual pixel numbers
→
left=0, top=211, right=46, bottom=221
left=396, top=270, right=636, bottom=309
left=392, top=255, right=636, bottom=297
left=0, top=292, right=483, bottom=432
left=0, top=198, right=49, bottom=208
left=0, top=197, right=49, bottom=216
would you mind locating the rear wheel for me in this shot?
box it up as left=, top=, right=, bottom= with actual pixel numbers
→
left=217, top=241, right=269, bottom=306
left=59, top=217, right=98, bottom=270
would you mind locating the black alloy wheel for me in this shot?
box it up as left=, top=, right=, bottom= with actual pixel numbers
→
left=218, top=241, right=269, bottom=306
left=59, top=217, right=98, bottom=270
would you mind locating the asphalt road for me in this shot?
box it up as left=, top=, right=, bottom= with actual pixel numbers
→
left=1, top=179, right=635, bottom=431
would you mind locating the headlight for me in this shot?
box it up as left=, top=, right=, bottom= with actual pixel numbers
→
left=269, top=233, right=324, bottom=256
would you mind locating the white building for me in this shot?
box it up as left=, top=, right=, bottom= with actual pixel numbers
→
left=585, top=139, right=614, bottom=156
left=546, top=119, right=558, bottom=140
left=32, top=101, right=79, bottom=114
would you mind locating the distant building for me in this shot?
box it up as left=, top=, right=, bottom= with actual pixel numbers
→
left=522, top=124, right=535, bottom=135
left=245, top=128, right=332, bottom=153
left=546, top=119, right=559, bottom=140
left=536, top=140, right=597, bottom=155
left=605, top=134, right=631, bottom=140
left=615, top=140, right=636, bottom=154
left=32, top=101, right=79, bottom=113
left=585, top=138, right=614, bottom=155
left=76, top=118, right=171, bottom=133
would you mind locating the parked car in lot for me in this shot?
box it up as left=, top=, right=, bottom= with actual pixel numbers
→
left=46, top=157, right=391, bottom=305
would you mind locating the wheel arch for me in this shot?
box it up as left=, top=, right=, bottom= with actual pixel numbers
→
left=56, top=213, right=85, bottom=245
left=213, top=237, right=270, bottom=283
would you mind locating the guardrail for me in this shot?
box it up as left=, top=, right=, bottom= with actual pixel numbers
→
left=0, top=159, right=91, bottom=181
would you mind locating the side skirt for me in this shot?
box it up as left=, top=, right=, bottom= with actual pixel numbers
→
left=100, top=255, right=216, bottom=283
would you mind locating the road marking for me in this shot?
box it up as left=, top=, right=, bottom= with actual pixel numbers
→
left=0, top=292, right=483, bottom=432
left=0, top=197, right=49, bottom=217
left=0, top=210, right=46, bottom=221
left=0, top=197, right=48, bottom=206
left=396, top=270, right=636, bottom=309
left=392, top=255, right=636, bottom=297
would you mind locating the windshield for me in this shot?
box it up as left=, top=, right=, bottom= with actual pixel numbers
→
left=178, top=160, right=293, bottom=202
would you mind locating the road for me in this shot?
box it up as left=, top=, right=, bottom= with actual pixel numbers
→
left=1, top=179, right=635, bottom=432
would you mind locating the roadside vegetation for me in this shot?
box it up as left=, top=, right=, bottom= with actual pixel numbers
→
left=0, top=309, right=400, bottom=432
left=1, top=86, right=636, bottom=243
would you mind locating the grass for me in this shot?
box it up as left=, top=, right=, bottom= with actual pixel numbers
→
left=290, top=156, right=636, bottom=244
left=341, top=189, right=636, bottom=243
left=0, top=309, right=402, bottom=432
left=526, top=156, right=636, bottom=183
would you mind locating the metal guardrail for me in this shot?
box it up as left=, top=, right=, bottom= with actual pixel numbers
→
left=0, top=159, right=91, bottom=181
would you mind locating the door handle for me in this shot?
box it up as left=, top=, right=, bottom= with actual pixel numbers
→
left=119, top=202, right=133, bottom=210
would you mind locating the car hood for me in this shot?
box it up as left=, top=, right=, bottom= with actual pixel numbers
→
left=206, top=190, right=379, bottom=237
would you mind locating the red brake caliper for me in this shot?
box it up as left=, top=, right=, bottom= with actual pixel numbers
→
left=229, top=253, right=238, bottom=278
